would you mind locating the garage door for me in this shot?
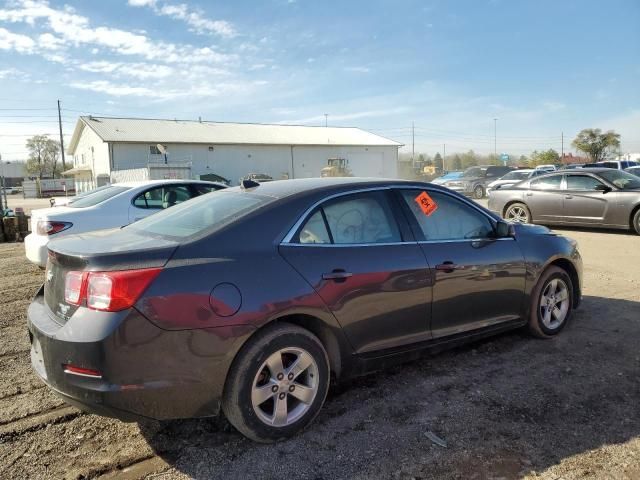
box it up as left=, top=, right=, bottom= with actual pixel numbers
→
left=347, top=152, right=384, bottom=177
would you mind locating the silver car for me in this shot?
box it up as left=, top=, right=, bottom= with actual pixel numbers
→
left=488, top=168, right=640, bottom=235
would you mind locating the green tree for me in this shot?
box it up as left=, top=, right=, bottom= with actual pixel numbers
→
left=529, top=149, right=560, bottom=166
left=25, top=135, right=62, bottom=179
left=460, top=150, right=477, bottom=169
left=433, top=152, right=443, bottom=170
left=452, top=154, right=462, bottom=170
left=571, top=128, right=621, bottom=162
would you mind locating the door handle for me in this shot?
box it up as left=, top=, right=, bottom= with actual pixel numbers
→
left=435, top=261, right=466, bottom=273
left=564, top=195, right=573, bottom=199
left=525, top=192, right=533, bottom=196
left=322, top=269, right=353, bottom=281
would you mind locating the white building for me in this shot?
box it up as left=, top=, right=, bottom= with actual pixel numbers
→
left=66, top=116, right=402, bottom=192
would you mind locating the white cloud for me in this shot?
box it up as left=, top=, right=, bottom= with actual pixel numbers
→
left=0, top=27, right=35, bottom=53
left=0, top=1, right=235, bottom=64
left=78, top=61, right=174, bottom=79
left=128, top=0, right=236, bottom=38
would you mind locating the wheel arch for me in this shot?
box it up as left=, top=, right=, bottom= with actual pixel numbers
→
left=502, top=199, right=529, bottom=218
left=548, top=258, right=581, bottom=309
left=629, top=203, right=640, bottom=231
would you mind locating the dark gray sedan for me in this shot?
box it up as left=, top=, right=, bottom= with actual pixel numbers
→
left=28, top=178, right=582, bottom=442
left=488, top=168, right=640, bottom=234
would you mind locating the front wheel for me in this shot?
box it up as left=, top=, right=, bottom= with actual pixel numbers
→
left=222, top=323, right=330, bottom=443
left=473, top=185, right=485, bottom=199
left=528, top=266, right=573, bottom=338
left=505, top=202, right=531, bottom=223
left=632, top=209, right=640, bottom=235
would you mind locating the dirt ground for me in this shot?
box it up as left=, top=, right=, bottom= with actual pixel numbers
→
left=0, top=226, right=639, bottom=480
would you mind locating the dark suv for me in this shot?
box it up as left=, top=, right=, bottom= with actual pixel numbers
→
left=443, top=165, right=514, bottom=199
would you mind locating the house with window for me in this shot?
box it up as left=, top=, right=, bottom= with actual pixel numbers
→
left=65, top=116, right=402, bottom=192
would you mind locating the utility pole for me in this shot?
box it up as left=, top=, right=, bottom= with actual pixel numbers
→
left=561, top=131, right=564, bottom=159
left=411, top=122, right=415, bottom=169
left=324, top=114, right=328, bottom=127
left=443, top=143, right=446, bottom=172
left=493, top=118, right=498, bottom=158
left=57, top=100, right=66, bottom=171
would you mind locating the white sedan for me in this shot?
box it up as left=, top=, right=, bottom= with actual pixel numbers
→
left=25, top=179, right=226, bottom=267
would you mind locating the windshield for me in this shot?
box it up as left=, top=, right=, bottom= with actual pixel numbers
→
left=599, top=170, right=640, bottom=190
left=127, top=190, right=274, bottom=239
left=462, top=167, right=486, bottom=178
left=501, top=171, right=531, bottom=180
left=68, top=186, right=131, bottom=208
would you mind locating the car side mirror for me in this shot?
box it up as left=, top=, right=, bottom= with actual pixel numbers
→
left=594, top=184, right=612, bottom=193
left=495, top=220, right=514, bottom=238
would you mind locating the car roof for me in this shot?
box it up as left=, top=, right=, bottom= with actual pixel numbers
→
left=225, top=177, right=434, bottom=200
left=114, top=179, right=220, bottom=187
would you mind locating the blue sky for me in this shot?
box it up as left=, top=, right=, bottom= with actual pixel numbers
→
left=1, top=0, right=639, bottom=161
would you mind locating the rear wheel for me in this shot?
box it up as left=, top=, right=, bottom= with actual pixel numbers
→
left=632, top=209, right=640, bottom=235
left=505, top=202, right=531, bottom=223
left=222, top=323, right=330, bottom=443
left=528, top=266, right=573, bottom=338
left=473, top=185, right=485, bottom=199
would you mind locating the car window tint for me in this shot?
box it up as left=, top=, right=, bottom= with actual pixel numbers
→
left=566, top=175, right=603, bottom=191
left=530, top=175, right=562, bottom=190
left=298, top=210, right=331, bottom=244
left=193, top=184, right=221, bottom=195
left=399, top=190, right=494, bottom=241
left=134, top=185, right=192, bottom=209
left=322, top=192, right=401, bottom=244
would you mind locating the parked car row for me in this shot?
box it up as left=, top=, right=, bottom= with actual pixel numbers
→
left=487, top=168, right=640, bottom=234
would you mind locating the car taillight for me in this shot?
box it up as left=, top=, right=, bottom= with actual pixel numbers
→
left=64, top=268, right=161, bottom=312
left=37, top=221, right=72, bottom=235
left=64, top=271, right=88, bottom=305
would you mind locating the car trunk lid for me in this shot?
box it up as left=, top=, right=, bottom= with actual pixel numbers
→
left=45, top=228, right=179, bottom=323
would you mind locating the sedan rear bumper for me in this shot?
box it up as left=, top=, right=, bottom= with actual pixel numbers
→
left=27, top=289, right=254, bottom=421
left=24, top=233, right=49, bottom=268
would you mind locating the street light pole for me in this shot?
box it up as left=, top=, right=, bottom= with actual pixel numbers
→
left=0, top=154, right=7, bottom=215
left=493, top=118, right=498, bottom=158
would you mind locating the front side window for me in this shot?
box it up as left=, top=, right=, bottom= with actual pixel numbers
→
left=399, top=190, right=494, bottom=241
left=566, top=175, right=604, bottom=191
left=133, top=185, right=193, bottom=209
left=295, top=191, right=401, bottom=245
left=530, top=174, right=562, bottom=190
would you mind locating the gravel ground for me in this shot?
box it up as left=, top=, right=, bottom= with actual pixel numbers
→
left=0, top=226, right=638, bottom=480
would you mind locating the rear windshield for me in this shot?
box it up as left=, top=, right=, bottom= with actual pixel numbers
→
left=599, top=170, right=640, bottom=190
left=127, top=190, right=274, bottom=239
left=68, top=186, right=131, bottom=208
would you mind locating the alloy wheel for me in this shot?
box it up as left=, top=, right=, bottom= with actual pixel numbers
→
left=539, top=278, right=570, bottom=330
left=506, top=205, right=529, bottom=223
left=251, top=347, right=319, bottom=427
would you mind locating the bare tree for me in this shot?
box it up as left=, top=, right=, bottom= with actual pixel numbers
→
left=25, top=135, right=62, bottom=179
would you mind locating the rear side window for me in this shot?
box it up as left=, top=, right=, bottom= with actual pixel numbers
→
left=530, top=175, right=562, bottom=190
left=296, top=191, right=401, bottom=245
left=133, top=185, right=192, bottom=209
left=129, top=190, right=272, bottom=239
left=193, top=184, right=223, bottom=195
left=399, top=190, right=494, bottom=241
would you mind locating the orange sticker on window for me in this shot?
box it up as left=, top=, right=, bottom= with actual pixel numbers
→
left=414, top=191, right=438, bottom=216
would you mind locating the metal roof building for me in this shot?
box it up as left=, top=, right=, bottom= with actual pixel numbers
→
left=66, top=116, right=402, bottom=192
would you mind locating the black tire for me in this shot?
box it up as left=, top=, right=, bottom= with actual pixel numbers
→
left=473, top=185, right=485, bottom=199
left=527, top=266, right=573, bottom=338
left=632, top=209, right=640, bottom=235
left=222, top=323, right=330, bottom=443
left=504, top=202, right=531, bottom=223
